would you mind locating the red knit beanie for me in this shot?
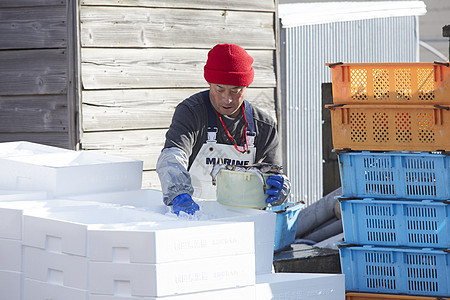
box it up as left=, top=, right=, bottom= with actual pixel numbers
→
left=204, top=44, right=254, bottom=86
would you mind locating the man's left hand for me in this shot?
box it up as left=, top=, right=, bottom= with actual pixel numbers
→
left=265, top=174, right=284, bottom=204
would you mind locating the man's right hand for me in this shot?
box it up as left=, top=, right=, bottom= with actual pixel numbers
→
left=172, top=193, right=200, bottom=216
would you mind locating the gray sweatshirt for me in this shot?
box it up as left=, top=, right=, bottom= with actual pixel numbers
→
left=157, top=90, right=287, bottom=205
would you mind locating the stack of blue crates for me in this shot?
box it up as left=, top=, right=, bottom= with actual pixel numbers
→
left=337, top=151, right=450, bottom=297
left=326, top=62, right=450, bottom=298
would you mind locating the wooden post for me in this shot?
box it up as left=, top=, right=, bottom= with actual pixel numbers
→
left=443, top=25, right=450, bottom=61
left=321, top=83, right=341, bottom=196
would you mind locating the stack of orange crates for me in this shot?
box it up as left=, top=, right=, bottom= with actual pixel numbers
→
left=326, top=62, right=450, bottom=299
left=327, top=62, right=450, bottom=151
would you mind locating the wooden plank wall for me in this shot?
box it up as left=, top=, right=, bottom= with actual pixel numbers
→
left=79, top=0, right=279, bottom=190
left=0, top=0, right=76, bottom=149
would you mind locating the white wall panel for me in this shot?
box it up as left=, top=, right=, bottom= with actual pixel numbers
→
left=280, top=16, right=419, bottom=206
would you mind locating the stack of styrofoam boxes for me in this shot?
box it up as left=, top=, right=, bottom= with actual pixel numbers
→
left=0, top=197, right=257, bottom=300
left=0, top=141, right=345, bottom=299
left=67, top=189, right=276, bottom=277
left=0, top=190, right=49, bottom=299
left=0, top=205, right=24, bottom=299
left=0, top=197, right=346, bottom=300
left=327, top=62, right=450, bottom=298
left=70, top=190, right=346, bottom=300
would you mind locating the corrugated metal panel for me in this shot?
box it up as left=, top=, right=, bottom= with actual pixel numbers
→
left=281, top=16, right=419, bottom=206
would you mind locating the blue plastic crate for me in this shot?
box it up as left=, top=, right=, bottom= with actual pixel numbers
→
left=338, top=151, right=450, bottom=200
left=341, top=198, right=450, bottom=248
left=339, top=244, right=450, bottom=297
left=266, top=201, right=305, bottom=252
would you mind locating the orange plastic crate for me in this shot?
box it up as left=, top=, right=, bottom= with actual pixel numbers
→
left=346, top=292, right=450, bottom=300
left=327, top=104, right=450, bottom=151
left=327, top=62, right=450, bottom=105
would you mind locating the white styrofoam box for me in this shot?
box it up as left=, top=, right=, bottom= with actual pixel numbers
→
left=88, top=286, right=255, bottom=300
left=68, top=191, right=276, bottom=245
left=23, top=246, right=88, bottom=290
left=198, top=201, right=276, bottom=275
left=88, top=221, right=254, bottom=263
left=255, top=242, right=274, bottom=275
left=23, top=278, right=88, bottom=300
left=67, top=190, right=276, bottom=246
left=64, top=193, right=275, bottom=251
left=0, top=207, right=22, bottom=240
left=89, top=253, right=255, bottom=297
left=255, top=273, right=345, bottom=300
left=0, top=141, right=70, bottom=158
left=0, top=150, right=143, bottom=197
left=0, top=189, right=47, bottom=201
left=0, top=238, right=22, bottom=272
left=199, top=201, right=277, bottom=245
left=69, top=196, right=273, bottom=274
left=0, top=199, right=255, bottom=262
left=0, top=271, right=22, bottom=300
left=23, top=215, right=87, bottom=256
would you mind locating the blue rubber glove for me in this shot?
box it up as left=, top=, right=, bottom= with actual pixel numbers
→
left=265, top=174, right=284, bottom=204
left=172, top=193, right=199, bottom=216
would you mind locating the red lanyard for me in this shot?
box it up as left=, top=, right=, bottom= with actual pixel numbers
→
left=215, top=105, right=249, bottom=153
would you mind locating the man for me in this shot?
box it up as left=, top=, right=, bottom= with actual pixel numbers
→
left=156, top=43, right=290, bottom=215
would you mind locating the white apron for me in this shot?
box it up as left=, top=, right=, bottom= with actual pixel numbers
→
left=190, top=97, right=256, bottom=200
left=190, top=134, right=255, bottom=200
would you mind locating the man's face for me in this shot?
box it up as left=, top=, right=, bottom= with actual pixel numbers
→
left=209, top=83, right=247, bottom=117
